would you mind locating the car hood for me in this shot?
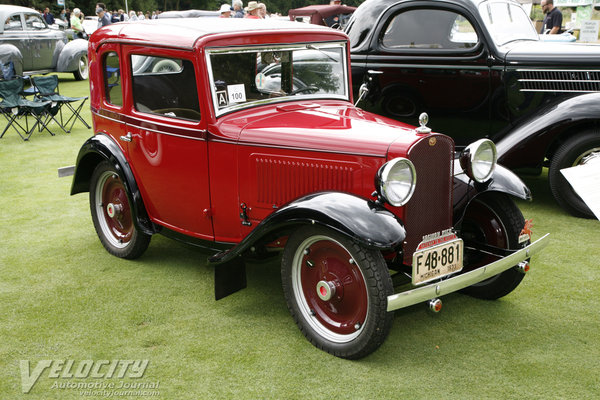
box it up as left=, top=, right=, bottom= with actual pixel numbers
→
left=502, top=40, right=600, bottom=67
left=216, top=102, right=422, bottom=158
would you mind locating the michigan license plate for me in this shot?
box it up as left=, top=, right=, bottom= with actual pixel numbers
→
left=412, top=231, right=464, bottom=285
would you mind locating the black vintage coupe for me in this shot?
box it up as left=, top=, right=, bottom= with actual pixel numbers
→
left=347, top=0, right=600, bottom=218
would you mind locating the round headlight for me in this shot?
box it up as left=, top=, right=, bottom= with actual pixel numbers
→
left=375, top=158, right=416, bottom=206
left=460, top=139, right=497, bottom=183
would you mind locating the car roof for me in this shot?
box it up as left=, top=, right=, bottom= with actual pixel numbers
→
left=0, top=5, right=40, bottom=19
left=90, top=18, right=342, bottom=50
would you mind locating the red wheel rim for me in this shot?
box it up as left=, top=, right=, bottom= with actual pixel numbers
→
left=295, top=237, right=368, bottom=339
left=98, top=172, right=133, bottom=246
left=462, top=200, right=508, bottom=270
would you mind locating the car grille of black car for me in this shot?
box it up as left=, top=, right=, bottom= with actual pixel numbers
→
left=402, top=135, right=454, bottom=265
left=517, top=69, right=600, bottom=93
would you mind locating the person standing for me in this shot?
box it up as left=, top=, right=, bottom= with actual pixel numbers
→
left=96, top=7, right=111, bottom=28
left=70, top=8, right=85, bottom=38
left=43, top=7, right=55, bottom=25
left=233, top=0, right=245, bottom=18
left=540, top=0, right=563, bottom=34
left=219, top=4, right=232, bottom=18
left=245, top=2, right=261, bottom=19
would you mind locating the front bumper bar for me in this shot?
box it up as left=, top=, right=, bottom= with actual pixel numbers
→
left=387, top=234, right=550, bottom=312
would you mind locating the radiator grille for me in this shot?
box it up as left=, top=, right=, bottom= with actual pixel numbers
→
left=255, top=156, right=356, bottom=206
left=517, top=69, right=600, bottom=93
left=402, top=135, right=454, bottom=265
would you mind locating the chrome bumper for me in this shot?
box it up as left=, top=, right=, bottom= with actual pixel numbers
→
left=387, top=234, right=550, bottom=312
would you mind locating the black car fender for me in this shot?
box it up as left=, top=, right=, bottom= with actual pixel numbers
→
left=452, top=163, right=531, bottom=225
left=495, top=92, right=600, bottom=171
left=71, top=134, right=158, bottom=235
left=210, top=191, right=407, bottom=299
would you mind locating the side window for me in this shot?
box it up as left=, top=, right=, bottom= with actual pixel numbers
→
left=131, top=55, right=201, bottom=121
left=4, top=14, right=23, bottom=31
left=103, top=52, right=122, bottom=106
left=24, top=14, right=46, bottom=30
left=381, top=9, right=478, bottom=50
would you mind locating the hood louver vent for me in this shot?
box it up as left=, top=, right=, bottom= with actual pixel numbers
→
left=517, top=69, right=600, bottom=93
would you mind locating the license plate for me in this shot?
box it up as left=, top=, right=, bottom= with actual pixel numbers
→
left=412, top=233, right=463, bottom=285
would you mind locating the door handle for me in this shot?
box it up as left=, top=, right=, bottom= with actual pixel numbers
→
left=119, top=132, right=132, bottom=142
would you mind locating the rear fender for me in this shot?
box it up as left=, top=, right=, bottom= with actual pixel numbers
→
left=0, top=44, right=23, bottom=76
left=71, top=134, right=157, bottom=235
left=57, top=39, right=88, bottom=72
left=495, top=93, right=600, bottom=170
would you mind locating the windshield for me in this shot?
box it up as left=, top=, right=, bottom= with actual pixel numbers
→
left=206, top=42, right=348, bottom=116
left=478, top=0, right=538, bottom=46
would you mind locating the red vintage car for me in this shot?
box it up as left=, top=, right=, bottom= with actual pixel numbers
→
left=71, top=19, right=548, bottom=358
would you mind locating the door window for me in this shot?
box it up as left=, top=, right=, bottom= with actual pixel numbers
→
left=131, top=55, right=201, bottom=121
left=4, top=14, right=23, bottom=31
left=381, top=9, right=478, bottom=50
left=103, top=52, right=122, bottom=106
left=24, top=14, right=46, bottom=30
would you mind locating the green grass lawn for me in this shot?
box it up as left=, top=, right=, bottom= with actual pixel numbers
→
left=1, top=74, right=599, bottom=399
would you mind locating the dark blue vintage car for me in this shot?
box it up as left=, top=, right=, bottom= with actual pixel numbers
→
left=347, top=0, right=600, bottom=218
left=0, top=5, right=88, bottom=80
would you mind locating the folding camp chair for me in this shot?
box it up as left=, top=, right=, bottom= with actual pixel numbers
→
left=31, top=75, right=90, bottom=133
left=0, top=77, right=53, bottom=141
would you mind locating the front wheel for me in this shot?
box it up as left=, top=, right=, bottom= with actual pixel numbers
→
left=281, top=226, right=394, bottom=359
left=549, top=130, right=600, bottom=219
left=73, top=54, right=89, bottom=80
left=459, top=193, right=527, bottom=300
left=89, top=161, right=150, bottom=259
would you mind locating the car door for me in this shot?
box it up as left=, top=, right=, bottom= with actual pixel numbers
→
left=23, top=12, right=58, bottom=70
left=1, top=12, right=31, bottom=70
left=123, top=46, right=214, bottom=239
left=365, top=4, right=494, bottom=145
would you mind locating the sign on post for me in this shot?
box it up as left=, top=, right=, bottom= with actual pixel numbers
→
left=57, top=0, right=65, bottom=6
left=580, top=20, right=600, bottom=42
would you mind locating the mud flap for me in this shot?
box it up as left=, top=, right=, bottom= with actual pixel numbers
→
left=214, top=257, right=247, bottom=300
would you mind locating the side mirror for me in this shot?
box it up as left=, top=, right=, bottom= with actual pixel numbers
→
left=355, top=70, right=382, bottom=107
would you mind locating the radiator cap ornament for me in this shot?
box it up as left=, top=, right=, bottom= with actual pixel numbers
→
left=416, top=112, right=432, bottom=134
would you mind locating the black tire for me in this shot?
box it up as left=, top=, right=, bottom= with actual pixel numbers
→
left=281, top=226, right=394, bottom=359
left=459, top=193, right=526, bottom=300
left=549, top=130, right=600, bottom=219
left=89, top=161, right=150, bottom=259
left=73, top=54, right=89, bottom=81
left=382, top=92, right=420, bottom=118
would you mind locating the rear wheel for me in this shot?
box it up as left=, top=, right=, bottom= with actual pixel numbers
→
left=281, top=226, right=393, bottom=359
left=89, top=161, right=150, bottom=259
left=459, top=193, right=526, bottom=300
left=549, top=130, right=600, bottom=219
left=73, top=54, right=89, bottom=81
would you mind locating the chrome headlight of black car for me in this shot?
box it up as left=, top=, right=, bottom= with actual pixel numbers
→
left=460, top=139, right=497, bottom=183
left=375, top=157, right=416, bottom=206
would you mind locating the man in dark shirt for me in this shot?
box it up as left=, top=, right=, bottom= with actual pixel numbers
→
left=42, top=7, right=55, bottom=25
left=540, top=0, right=563, bottom=34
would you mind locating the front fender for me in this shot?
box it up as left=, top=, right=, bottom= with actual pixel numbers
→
left=453, top=162, right=531, bottom=225
left=495, top=93, right=600, bottom=170
left=71, top=134, right=158, bottom=235
left=210, top=191, right=406, bottom=265
left=57, top=39, right=88, bottom=72
left=0, top=44, right=23, bottom=76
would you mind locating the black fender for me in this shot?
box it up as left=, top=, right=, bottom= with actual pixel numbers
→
left=495, top=93, right=600, bottom=171
left=210, top=192, right=406, bottom=300
left=453, top=162, right=531, bottom=225
left=211, top=191, right=406, bottom=266
left=70, top=134, right=158, bottom=235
